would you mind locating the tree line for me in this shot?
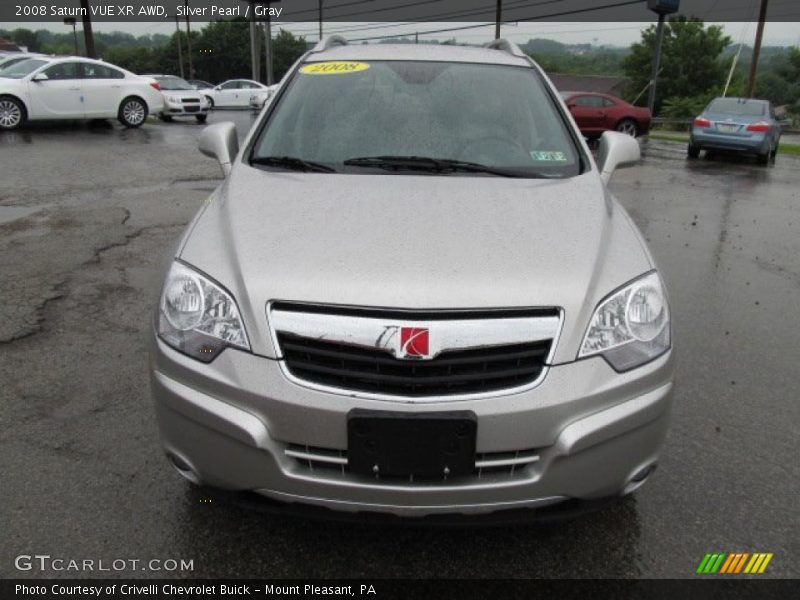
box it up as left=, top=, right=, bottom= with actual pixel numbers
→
left=0, top=20, right=308, bottom=84
left=2, top=18, right=799, bottom=120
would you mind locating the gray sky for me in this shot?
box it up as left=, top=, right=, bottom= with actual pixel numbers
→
left=3, top=21, right=800, bottom=47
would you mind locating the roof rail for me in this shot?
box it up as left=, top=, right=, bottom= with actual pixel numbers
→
left=310, top=35, right=348, bottom=53
left=484, top=38, right=526, bottom=58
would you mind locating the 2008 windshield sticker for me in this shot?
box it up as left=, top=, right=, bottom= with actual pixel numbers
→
left=300, top=62, right=370, bottom=75
left=530, top=151, right=568, bottom=162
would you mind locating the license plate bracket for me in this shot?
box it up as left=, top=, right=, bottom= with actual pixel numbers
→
left=347, top=410, right=477, bottom=478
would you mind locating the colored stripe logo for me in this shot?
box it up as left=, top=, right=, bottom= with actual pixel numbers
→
left=696, top=553, right=773, bottom=574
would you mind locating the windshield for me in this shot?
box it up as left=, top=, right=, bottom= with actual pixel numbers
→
left=251, top=60, right=581, bottom=178
left=155, top=75, right=194, bottom=91
left=706, top=98, right=766, bottom=117
left=0, top=58, right=48, bottom=78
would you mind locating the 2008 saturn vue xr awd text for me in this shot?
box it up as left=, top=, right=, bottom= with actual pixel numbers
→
left=149, top=38, right=673, bottom=517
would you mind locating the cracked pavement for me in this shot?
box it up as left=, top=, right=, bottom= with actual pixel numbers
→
left=1, top=114, right=798, bottom=579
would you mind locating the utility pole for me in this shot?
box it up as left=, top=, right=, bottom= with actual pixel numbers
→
left=174, top=15, right=185, bottom=79
left=64, top=18, right=79, bottom=55
left=645, top=0, right=681, bottom=114
left=647, top=13, right=666, bottom=114
left=265, top=17, right=274, bottom=84
left=495, top=0, right=502, bottom=40
left=249, top=1, right=261, bottom=82
left=746, top=0, right=769, bottom=98
left=80, top=0, right=96, bottom=58
left=184, top=0, right=194, bottom=79
left=318, top=0, right=323, bottom=40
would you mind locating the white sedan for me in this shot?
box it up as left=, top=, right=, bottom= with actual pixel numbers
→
left=202, top=79, right=270, bottom=109
left=0, top=56, right=164, bottom=130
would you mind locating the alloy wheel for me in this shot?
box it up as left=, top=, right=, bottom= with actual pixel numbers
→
left=122, top=100, right=146, bottom=126
left=0, top=100, right=22, bottom=129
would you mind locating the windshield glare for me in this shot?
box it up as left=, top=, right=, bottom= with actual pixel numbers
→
left=0, top=58, right=48, bottom=78
left=707, top=98, right=766, bottom=117
left=155, top=76, right=194, bottom=91
left=252, top=60, right=580, bottom=177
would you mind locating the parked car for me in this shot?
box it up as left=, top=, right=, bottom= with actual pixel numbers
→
left=561, top=91, right=651, bottom=138
left=151, top=38, right=671, bottom=518
left=0, top=56, right=163, bottom=130
left=688, top=97, right=781, bottom=165
left=203, top=79, right=271, bottom=108
left=188, top=79, right=214, bottom=90
left=144, top=74, right=210, bottom=123
left=249, top=83, right=280, bottom=110
left=0, top=53, right=44, bottom=72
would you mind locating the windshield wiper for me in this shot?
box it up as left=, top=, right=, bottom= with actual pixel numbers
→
left=343, top=155, right=545, bottom=178
left=251, top=156, right=336, bottom=173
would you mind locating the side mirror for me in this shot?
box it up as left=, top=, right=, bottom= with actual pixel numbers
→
left=198, top=122, right=239, bottom=177
left=31, top=73, right=48, bottom=82
left=597, top=131, right=640, bottom=185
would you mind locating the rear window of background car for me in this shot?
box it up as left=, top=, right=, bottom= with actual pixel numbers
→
left=707, top=98, right=766, bottom=117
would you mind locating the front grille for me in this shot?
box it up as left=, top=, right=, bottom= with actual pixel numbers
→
left=285, top=444, right=541, bottom=483
left=181, top=98, right=200, bottom=104
left=278, top=333, right=551, bottom=397
left=183, top=106, right=200, bottom=113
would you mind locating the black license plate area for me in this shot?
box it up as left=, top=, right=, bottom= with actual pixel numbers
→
left=347, top=410, right=477, bottom=478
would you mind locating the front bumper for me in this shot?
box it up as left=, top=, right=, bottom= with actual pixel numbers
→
left=162, top=102, right=210, bottom=116
left=150, top=338, right=673, bottom=517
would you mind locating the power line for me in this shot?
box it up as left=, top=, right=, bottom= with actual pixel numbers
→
left=344, top=0, right=648, bottom=43
left=285, top=0, right=565, bottom=33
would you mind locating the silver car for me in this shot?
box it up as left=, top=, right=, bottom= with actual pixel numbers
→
left=150, top=38, right=673, bottom=517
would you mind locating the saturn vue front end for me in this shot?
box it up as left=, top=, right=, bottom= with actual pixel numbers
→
left=149, top=39, right=673, bottom=517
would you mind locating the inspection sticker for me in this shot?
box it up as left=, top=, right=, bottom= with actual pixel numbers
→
left=530, top=151, right=568, bottom=162
left=300, top=62, right=370, bottom=75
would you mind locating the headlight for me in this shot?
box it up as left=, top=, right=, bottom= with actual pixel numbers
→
left=157, top=261, right=250, bottom=362
left=167, top=95, right=180, bottom=104
left=578, top=271, right=670, bottom=372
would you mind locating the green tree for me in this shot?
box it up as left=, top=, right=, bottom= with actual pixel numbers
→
left=194, top=19, right=251, bottom=83
left=622, top=16, right=731, bottom=112
left=271, top=29, right=308, bottom=81
left=10, top=28, right=41, bottom=52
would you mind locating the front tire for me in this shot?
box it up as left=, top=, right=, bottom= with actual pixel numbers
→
left=616, top=118, right=638, bottom=137
left=687, top=144, right=700, bottom=159
left=195, top=114, right=208, bottom=124
left=204, top=96, right=214, bottom=109
left=0, top=96, right=25, bottom=131
left=118, top=97, right=148, bottom=128
left=757, top=149, right=770, bottom=166
left=158, top=113, right=173, bottom=122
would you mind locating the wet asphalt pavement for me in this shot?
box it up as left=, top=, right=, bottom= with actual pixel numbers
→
left=1, top=111, right=798, bottom=579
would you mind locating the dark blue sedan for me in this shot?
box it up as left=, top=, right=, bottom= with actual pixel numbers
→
left=688, top=97, right=781, bottom=165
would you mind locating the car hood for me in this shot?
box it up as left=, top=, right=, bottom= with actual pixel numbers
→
left=179, top=166, right=653, bottom=361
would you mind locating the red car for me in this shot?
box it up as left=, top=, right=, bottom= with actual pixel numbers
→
left=561, top=92, right=652, bottom=138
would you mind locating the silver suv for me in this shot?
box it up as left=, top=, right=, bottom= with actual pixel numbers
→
left=150, top=38, right=673, bottom=517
